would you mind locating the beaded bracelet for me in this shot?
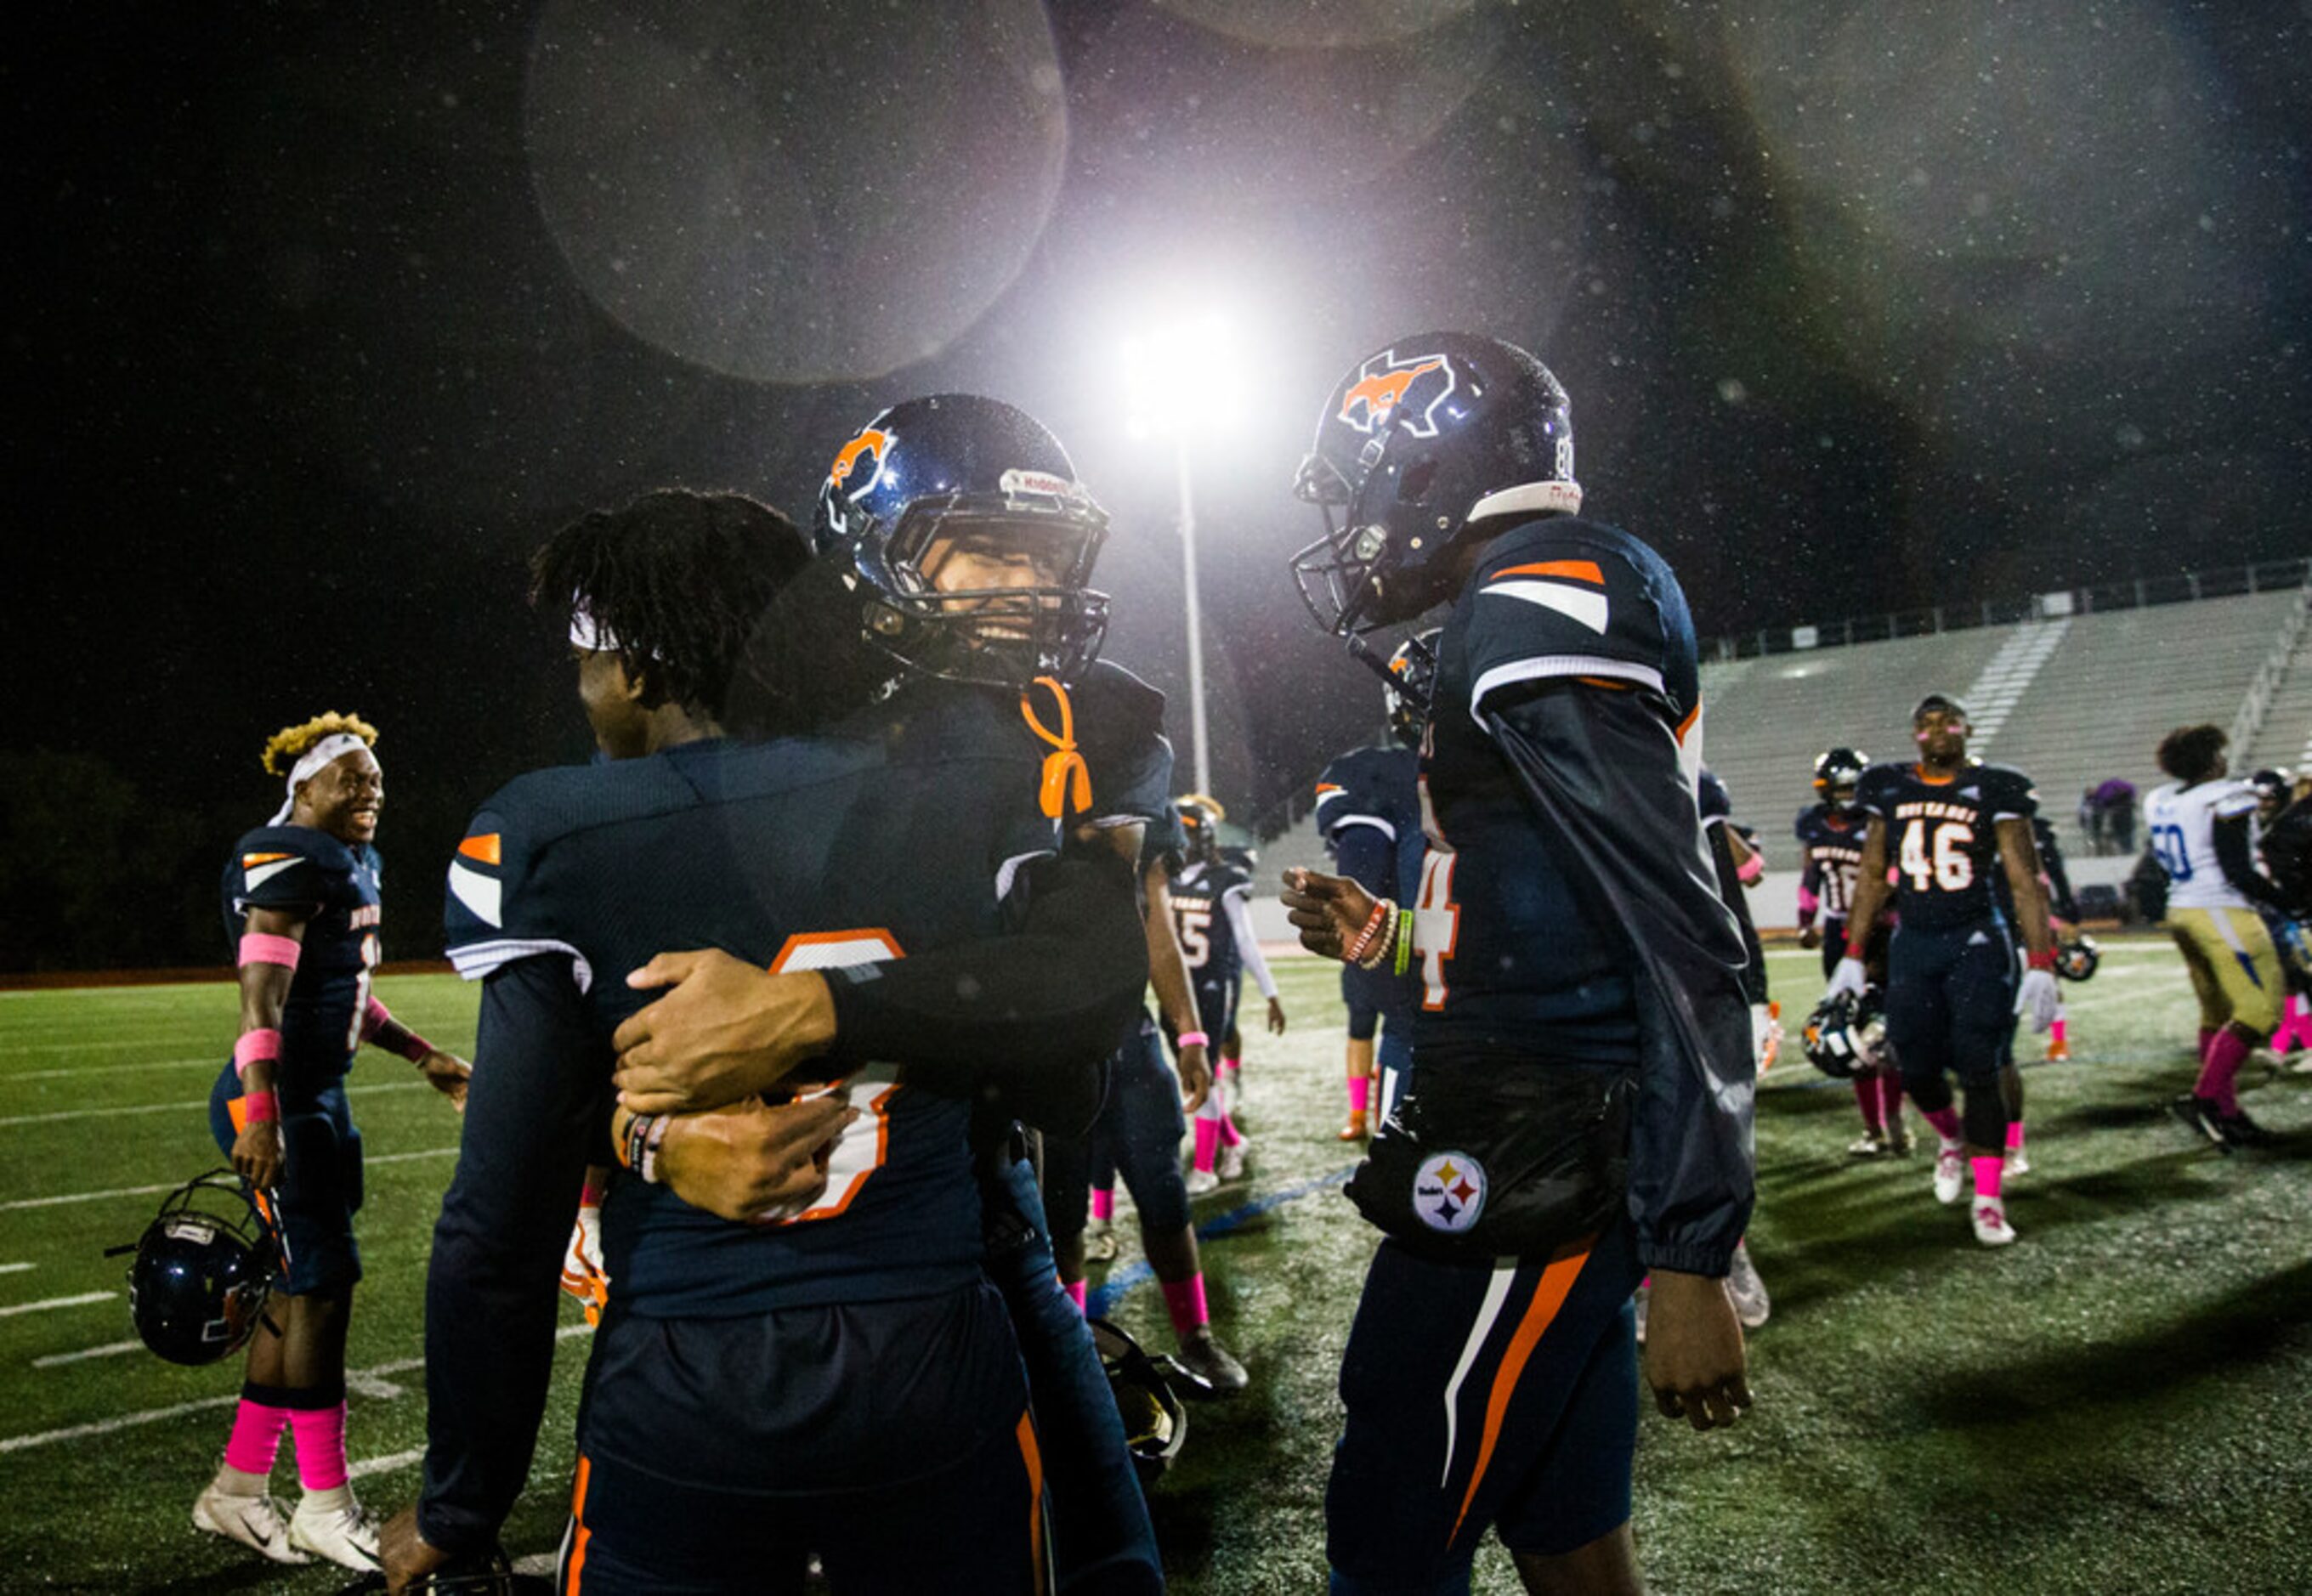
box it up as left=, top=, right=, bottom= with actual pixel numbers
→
left=1344, top=897, right=1395, bottom=965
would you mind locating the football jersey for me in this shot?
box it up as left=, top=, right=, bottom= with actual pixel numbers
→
left=442, top=688, right=1058, bottom=1316
left=221, top=825, right=383, bottom=1078
left=1169, top=858, right=1254, bottom=985
left=1854, top=760, right=2037, bottom=931
left=1793, top=803, right=1869, bottom=922
left=2145, top=778, right=2262, bottom=910
left=1414, top=516, right=1702, bottom=1058
left=1072, top=659, right=1185, bottom=873
left=1317, top=744, right=1425, bottom=909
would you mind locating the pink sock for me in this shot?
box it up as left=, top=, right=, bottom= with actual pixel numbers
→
left=1347, top=1075, right=1370, bottom=1115
left=1219, top=1112, right=1243, bottom=1149
left=288, top=1401, right=348, bottom=1492
left=1970, top=1155, right=2003, bottom=1201
left=1923, top=1106, right=1964, bottom=1146
left=2006, top=1120, right=2026, bottom=1153
left=223, top=1398, right=291, bottom=1476
left=1160, top=1274, right=1210, bottom=1335
left=1878, top=1069, right=1905, bottom=1123
left=1851, top=1079, right=1884, bottom=1134
left=1062, top=1276, right=1086, bottom=1312
left=1192, top=1116, right=1221, bottom=1173
left=2049, top=1016, right=2068, bottom=1046
left=2282, top=998, right=2309, bottom=1050
left=1089, top=1186, right=1114, bottom=1224
left=2196, top=1027, right=2252, bottom=1117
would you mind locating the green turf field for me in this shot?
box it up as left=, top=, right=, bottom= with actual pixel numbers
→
left=3, top=943, right=2309, bottom=1593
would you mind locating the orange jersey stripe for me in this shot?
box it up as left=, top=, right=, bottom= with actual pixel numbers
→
left=1448, top=1246, right=1592, bottom=1546
left=1315, top=782, right=1344, bottom=795
left=457, top=833, right=502, bottom=865
left=1489, top=558, right=1604, bottom=586
left=1017, top=1410, right=1049, bottom=1596
left=240, top=852, right=295, bottom=868
left=1675, top=701, right=1702, bottom=746
left=565, top=1453, right=593, bottom=1592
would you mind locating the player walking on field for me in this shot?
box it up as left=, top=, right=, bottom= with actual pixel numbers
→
left=1285, top=331, right=1754, bottom=1593
left=1828, top=695, right=2059, bottom=1247
left=2145, top=724, right=2293, bottom=1147
left=196, top=712, right=470, bottom=1573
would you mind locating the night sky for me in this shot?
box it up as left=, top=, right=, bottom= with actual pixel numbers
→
left=8, top=1, right=2309, bottom=965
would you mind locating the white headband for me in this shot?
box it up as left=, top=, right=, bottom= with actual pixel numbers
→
left=269, top=733, right=376, bottom=826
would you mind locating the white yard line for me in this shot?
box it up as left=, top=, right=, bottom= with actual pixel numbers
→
left=3, top=1057, right=230, bottom=1084
left=0, top=1078, right=434, bottom=1129
left=31, top=1340, right=142, bottom=1367
left=348, top=1446, right=425, bottom=1480
left=0, top=1146, right=456, bottom=1212
left=0, top=1292, right=115, bottom=1318
left=0, top=1322, right=592, bottom=1455
left=0, top=1263, right=33, bottom=1275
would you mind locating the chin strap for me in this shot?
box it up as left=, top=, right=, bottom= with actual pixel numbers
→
left=1021, top=676, right=1094, bottom=822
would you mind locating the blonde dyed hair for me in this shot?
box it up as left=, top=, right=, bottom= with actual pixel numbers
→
left=261, top=712, right=380, bottom=777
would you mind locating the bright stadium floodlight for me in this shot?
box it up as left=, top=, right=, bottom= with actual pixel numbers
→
left=1119, top=304, right=1239, bottom=797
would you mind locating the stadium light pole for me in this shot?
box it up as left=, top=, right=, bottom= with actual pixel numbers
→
left=1122, top=311, right=1236, bottom=799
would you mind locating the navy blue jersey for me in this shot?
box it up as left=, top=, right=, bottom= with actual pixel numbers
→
left=1168, top=859, right=1253, bottom=985
left=1855, top=760, right=2037, bottom=933
left=1317, top=744, right=1425, bottom=910
left=443, top=694, right=1058, bottom=1316
left=220, top=825, right=382, bottom=1079
left=1415, top=517, right=1701, bottom=1058
left=1794, top=802, right=1869, bottom=923
left=1072, top=660, right=1184, bottom=872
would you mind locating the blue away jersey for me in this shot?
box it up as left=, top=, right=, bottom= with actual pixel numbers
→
left=442, top=695, right=1059, bottom=1316
left=1317, top=744, right=1425, bottom=910
left=1855, top=760, right=2037, bottom=933
left=1794, top=802, right=1869, bottom=922
left=1169, top=858, right=1253, bottom=985
left=221, top=825, right=382, bottom=1079
left=1414, top=516, right=1701, bottom=1057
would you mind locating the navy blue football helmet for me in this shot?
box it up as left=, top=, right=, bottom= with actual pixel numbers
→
left=1697, top=767, right=1733, bottom=822
left=1290, top=332, right=1580, bottom=635
left=1814, top=747, right=1868, bottom=805
left=110, top=1169, right=280, bottom=1367
left=1803, top=990, right=1887, bottom=1079
left=1383, top=629, right=1440, bottom=749
left=813, top=394, right=1110, bottom=688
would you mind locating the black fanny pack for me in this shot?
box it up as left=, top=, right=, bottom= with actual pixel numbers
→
left=1345, top=1063, right=1632, bottom=1263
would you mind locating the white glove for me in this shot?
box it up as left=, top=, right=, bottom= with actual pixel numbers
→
left=2017, top=968, right=2061, bottom=1033
left=1824, top=957, right=1868, bottom=1003
left=560, top=1202, right=609, bottom=1325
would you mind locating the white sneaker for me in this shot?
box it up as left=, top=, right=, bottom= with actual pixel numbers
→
left=287, top=1492, right=382, bottom=1572
left=1725, top=1247, right=1771, bottom=1328
left=1847, top=1133, right=1885, bottom=1157
left=2292, top=1051, right=2312, bottom=1077
left=2003, top=1147, right=2032, bottom=1178
left=1932, top=1146, right=1967, bottom=1205
left=1971, top=1197, right=2017, bottom=1247
left=1083, top=1216, right=1119, bottom=1263
left=192, top=1482, right=311, bottom=1565
left=1216, top=1138, right=1250, bottom=1181
left=1183, top=1167, right=1221, bottom=1197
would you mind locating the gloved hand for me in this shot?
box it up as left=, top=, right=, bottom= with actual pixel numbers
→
left=560, top=1202, right=609, bottom=1327
left=1824, top=957, right=1868, bottom=1004
left=2016, top=968, right=2061, bottom=1033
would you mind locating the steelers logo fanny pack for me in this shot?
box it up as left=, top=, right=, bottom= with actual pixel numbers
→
left=1344, top=1063, right=1632, bottom=1263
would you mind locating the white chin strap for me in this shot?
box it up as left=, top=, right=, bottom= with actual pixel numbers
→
left=1466, top=479, right=1584, bottom=523
left=269, top=733, right=373, bottom=826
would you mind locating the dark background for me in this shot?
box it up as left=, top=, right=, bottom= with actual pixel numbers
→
left=7, top=0, right=2308, bottom=970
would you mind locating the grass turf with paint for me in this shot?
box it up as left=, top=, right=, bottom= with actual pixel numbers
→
left=2, top=939, right=2309, bottom=1593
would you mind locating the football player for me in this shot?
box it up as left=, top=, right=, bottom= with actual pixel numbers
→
left=199, top=712, right=470, bottom=1572
left=2247, top=767, right=2311, bottom=1058
left=384, top=476, right=1149, bottom=1594
left=1313, top=632, right=1430, bottom=1142
left=2144, top=726, right=2293, bottom=1146
left=1284, top=332, right=1754, bottom=1593
left=1694, top=770, right=1771, bottom=1329
left=1797, top=747, right=1907, bottom=1155
left=1170, top=795, right=1284, bottom=1193
left=1828, top=696, right=2059, bottom=1245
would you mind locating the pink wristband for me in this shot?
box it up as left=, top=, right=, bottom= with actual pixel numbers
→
left=580, top=1177, right=609, bottom=1208
left=238, top=932, right=301, bottom=971
left=1176, top=1031, right=1210, bottom=1050
left=241, top=1089, right=279, bottom=1124
left=233, top=1028, right=282, bottom=1077
left=363, top=996, right=435, bottom=1062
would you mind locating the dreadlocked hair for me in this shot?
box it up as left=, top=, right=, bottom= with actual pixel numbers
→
left=261, top=712, right=379, bottom=777
left=530, top=490, right=814, bottom=722
left=2157, top=723, right=2228, bottom=784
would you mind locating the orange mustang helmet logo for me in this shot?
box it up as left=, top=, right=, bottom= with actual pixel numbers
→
left=1337, top=351, right=1455, bottom=439
left=830, top=427, right=889, bottom=494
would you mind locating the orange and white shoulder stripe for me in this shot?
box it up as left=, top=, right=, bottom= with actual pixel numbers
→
left=447, top=832, right=503, bottom=928
left=241, top=851, right=301, bottom=892
left=1480, top=558, right=1608, bottom=635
